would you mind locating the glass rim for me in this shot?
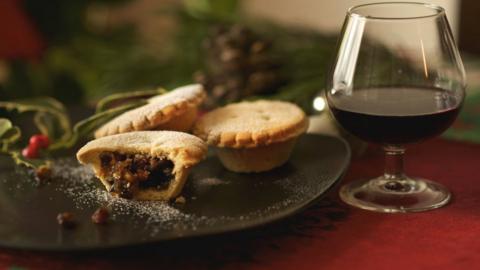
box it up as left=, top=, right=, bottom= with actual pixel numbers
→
left=347, top=2, right=445, bottom=20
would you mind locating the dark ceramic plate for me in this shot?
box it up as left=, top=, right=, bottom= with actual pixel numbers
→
left=0, top=134, right=350, bottom=251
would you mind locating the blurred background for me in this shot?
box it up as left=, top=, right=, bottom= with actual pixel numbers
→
left=245, top=0, right=459, bottom=36
left=0, top=0, right=475, bottom=113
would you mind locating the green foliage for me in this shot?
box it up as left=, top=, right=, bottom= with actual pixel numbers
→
left=96, top=88, right=166, bottom=113
left=10, top=151, right=49, bottom=169
left=0, top=88, right=173, bottom=167
left=184, top=0, right=239, bottom=20
left=0, top=97, right=71, bottom=149
left=63, top=100, right=147, bottom=149
left=0, top=91, right=160, bottom=151
left=0, top=118, right=21, bottom=152
left=68, top=88, right=171, bottom=148
left=0, top=118, right=46, bottom=169
left=22, top=0, right=132, bottom=44
left=3, top=0, right=337, bottom=113
left=249, top=24, right=337, bottom=113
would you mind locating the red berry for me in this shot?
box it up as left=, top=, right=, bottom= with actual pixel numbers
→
left=22, top=145, right=39, bottom=159
left=91, top=207, right=109, bottom=225
left=29, top=134, right=50, bottom=149
left=57, top=212, right=76, bottom=229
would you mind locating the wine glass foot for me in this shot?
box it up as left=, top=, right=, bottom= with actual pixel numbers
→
left=339, top=177, right=451, bottom=213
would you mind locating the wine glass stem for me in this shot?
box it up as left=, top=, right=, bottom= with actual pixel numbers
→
left=384, top=145, right=406, bottom=180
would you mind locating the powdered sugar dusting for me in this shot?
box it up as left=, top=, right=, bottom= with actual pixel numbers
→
left=45, top=156, right=332, bottom=237
left=194, top=177, right=226, bottom=188
left=51, top=158, right=198, bottom=235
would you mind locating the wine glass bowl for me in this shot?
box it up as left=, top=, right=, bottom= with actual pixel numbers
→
left=327, top=2, right=466, bottom=213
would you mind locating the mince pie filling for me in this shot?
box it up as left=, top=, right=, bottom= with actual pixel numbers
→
left=99, top=152, right=174, bottom=199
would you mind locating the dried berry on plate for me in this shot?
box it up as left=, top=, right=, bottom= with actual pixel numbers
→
left=91, top=207, right=110, bottom=225
left=35, top=165, right=52, bottom=184
left=174, top=196, right=186, bottom=204
left=56, top=212, right=76, bottom=229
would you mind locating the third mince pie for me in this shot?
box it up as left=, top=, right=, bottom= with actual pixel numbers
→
left=77, top=131, right=207, bottom=200
left=94, top=84, right=206, bottom=138
left=193, top=100, right=309, bottom=172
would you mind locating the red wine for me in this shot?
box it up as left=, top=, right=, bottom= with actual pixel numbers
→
left=329, top=87, right=462, bottom=144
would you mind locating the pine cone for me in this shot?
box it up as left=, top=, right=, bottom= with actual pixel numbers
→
left=195, top=24, right=285, bottom=109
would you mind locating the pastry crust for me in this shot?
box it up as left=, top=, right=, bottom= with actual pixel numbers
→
left=216, top=138, right=297, bottom=173
left=193, top=100, right=309, bottom=148
left=94, top=84, right=206, bottom=138
left=77, top=131, right=207, bottom=200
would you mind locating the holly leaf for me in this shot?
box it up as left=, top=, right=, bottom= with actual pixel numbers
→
left=34, top=112, right=65, bottom=144
left=0, top=118, right=14, bottom=138
left=95, top=88, right=166, bottom=113
left=0, top=118, right=21, bottom=152
left=0, top=97, right=71, bottom=150
left=10, top=151, right=49, bottom=169
left=0, top=118, right=43, bottom=168
left=0, top=89, right=157, bottom=167
left=1, top=126, right=21, bottom=146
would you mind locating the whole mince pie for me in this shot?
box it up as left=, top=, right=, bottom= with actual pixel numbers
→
left=77, top=131, right=207, bottom=200
left=193, top=100, right=309, bottom=173
left=94, top=84, right=206, bottom=138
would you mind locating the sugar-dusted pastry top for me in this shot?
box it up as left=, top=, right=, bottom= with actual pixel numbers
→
left=193, top=100, right=309, bottom=148
left=77, top=131, right=207, bottom=169
left=94, top=84, right=206, bottom=138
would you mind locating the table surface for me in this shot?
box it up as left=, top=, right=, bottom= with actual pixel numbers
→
left=1, top=137, right=479, bottom=270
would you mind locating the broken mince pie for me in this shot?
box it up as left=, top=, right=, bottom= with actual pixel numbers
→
left=77, top=131, right=207, bottom=200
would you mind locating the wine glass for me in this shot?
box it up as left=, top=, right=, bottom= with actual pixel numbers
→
left=326, top=2, right=466, bottom=213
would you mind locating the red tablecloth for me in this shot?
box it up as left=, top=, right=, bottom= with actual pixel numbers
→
left=1, top=138, right=479, bottom=270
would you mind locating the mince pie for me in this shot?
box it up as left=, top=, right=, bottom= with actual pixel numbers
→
left=94, top=84, right=206, bottom=138
left=193, top=100, right=308, bottom=172
left=77, top=131, right=207, bottom=200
